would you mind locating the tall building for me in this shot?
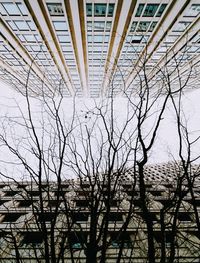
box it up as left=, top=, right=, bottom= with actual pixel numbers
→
left=0, top=0, right=199, bottom=97
left=0, top=163, right=200, bottom=262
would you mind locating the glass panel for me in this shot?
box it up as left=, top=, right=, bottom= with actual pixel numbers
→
left=94, top=4, right=107, bottom=16
left=47, top=3, right=64, bottom=16
left=87, top=21, right=92, bottom=31
left=87, top=35, right=92, bottom=43
left=172, top=21, right=191, bottom=32
left=2, top=3, right=20, bottom=15
left=131, top=35, right=143, bottom=44
left=35, top=35, right=42, bottom=42
left=14, top=21, right=29, bottom=30
left=135, top=4, right=144, bottom=17
left=108, top=3, right=115, bottom=17
left=7, top=21, right=18, bottom=30
left=106, top=21, right=112, bottom=31
left=17, top=34, right=25, bottom=42
left=57, top=35, right=70, bottom=43
left=24, top=34, right=36, bottom=42
left=17, top=3, right=28, bottom=15
left=184, top=4, right=200, bottom=17
left=94, top=21, right=105, bottom=31
left=143, top=4, right=159, bottom=17
left=93, top=35, right=104, bottom=43
left=27, top=21, right=35, bottom=30
left=0, top=4, right=7, bottom=15
left=86, top=3, right=92, bottom=16
left=148, top=21, right=157, bottom=32
left=130, top=22, right=137, bottom=32
left=156, top=4, right=167, bottom=17
left=137, top=21, right=150, bottom=32
left=53, top=21, right=68, bottom=31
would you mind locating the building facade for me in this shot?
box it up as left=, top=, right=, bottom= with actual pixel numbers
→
left=0, top=163, right=200, bottom=262
left=0, top=0, right=200, bottom=97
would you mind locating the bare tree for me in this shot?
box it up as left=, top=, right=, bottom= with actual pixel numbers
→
left=0, top=38, right=199, bottom=263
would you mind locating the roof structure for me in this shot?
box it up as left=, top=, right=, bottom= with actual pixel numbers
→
left=0, top=0, right=200, bottom=97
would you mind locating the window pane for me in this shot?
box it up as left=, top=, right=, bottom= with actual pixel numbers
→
left=94, top=21, right=105, bottom=31
left=148, top=21, right=157, bottom=32
left=0, top=4, right=7, bottom=15
left=7, top=21, right=18, bottom=30
left=172, top=21, right=191, bottom=32
left=94, top=4, right=107, bottom=16
left=14, top=21, right=29, bottom=30
left=24, top=34, right=36, bottom=42
left=106, top=21, right=112, bottom=31
left=130, top=22, right=137, bottom=32
left=156, top=4, right=167, bottom=17
left=184, top=4, right=200, bottom=17
left=131, top=35, right=143, bottom=44
left=17, top=3, right=28, bottom=15
left=143, top=4, right=159, bottom=17
left=53, top=21, right=68, bottom=31
left=27, top=21, right=35, bottom=31
left=93, top=35, right=104, bottom=43
left=57, top=35, right=70, bottom=43
left=108, top=4, right=115, bottom=17
left=47, top=3, right=64, bottom=16
left=86, top=3, right=92, bottom=16
left=137, top=21, right=150, bottom=32
left=135, top=4, right=144, bottom=17
left=2, top=3, right=20, bottom=15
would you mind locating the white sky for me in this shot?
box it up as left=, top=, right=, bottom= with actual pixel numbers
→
left=0, top=80, right=200, bottom=176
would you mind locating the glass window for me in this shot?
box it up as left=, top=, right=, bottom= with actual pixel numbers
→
left=2, top=3, right=20, bottom=15
left=172, top=21, right=191, bottom=32
left=110, top=233, right=132, bottom=248
left=57, top=35, right=70, bottom=43
left=22, top=232, right=44, bottom=245
left=94, top=4, right=107, bottom=16
left=86, top=3, right=92, bottom=16
left=131, top=35, right=143, bottom=44
left=137, top=21, right=150, bottom=32
left=184, top=4, right=200, bottom=17
left=135, top=4, right=144, bottom=17
left=143, top=4, right=159, bottom=17
left=7, top=21, right=18, bottom=30
left=27, top=21, right=35, bottom=30
left=88, top=35, right=106, bottom=43
left=47, top=3, right=64, bottom=16
left=104, top=35, right=109, bottom=43
left=35, top=35, right=42, bottom=42
left=87, top=21, right=92, bottom=31
left=17, top=34, right=25, bottom=42
left=108, top=3, right=115, bottom=16
left=87, top=35, right=92, bottom=43
left=148, top=21, right=157, bottom=32
left=0, top=4, right=7, bottom=15
left=14, top=21, right=29, bottom=30
left=106, top=21, right=112, bottom=31
left=53, top=21, right=68, bottom=31
left=94, top=21, right=105, bottom=31
left=187, top=46, right=199, bottom=53
left=24, top=34, right=36, bottom=42
left=17, top=3, right=28, bottom=15
left=130, top=22, right=137, bottom=32
left=31, top=45, right=41, bottom=52
left=156, top=4, right=167, bottom=17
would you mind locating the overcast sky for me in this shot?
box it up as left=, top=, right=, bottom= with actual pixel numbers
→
left=0, top=80, right=200, bottom=169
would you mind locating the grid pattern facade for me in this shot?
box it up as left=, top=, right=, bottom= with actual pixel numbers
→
left=0, top=0, right=200, bottom=97
left=0, top=163, right=200, bottom=262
